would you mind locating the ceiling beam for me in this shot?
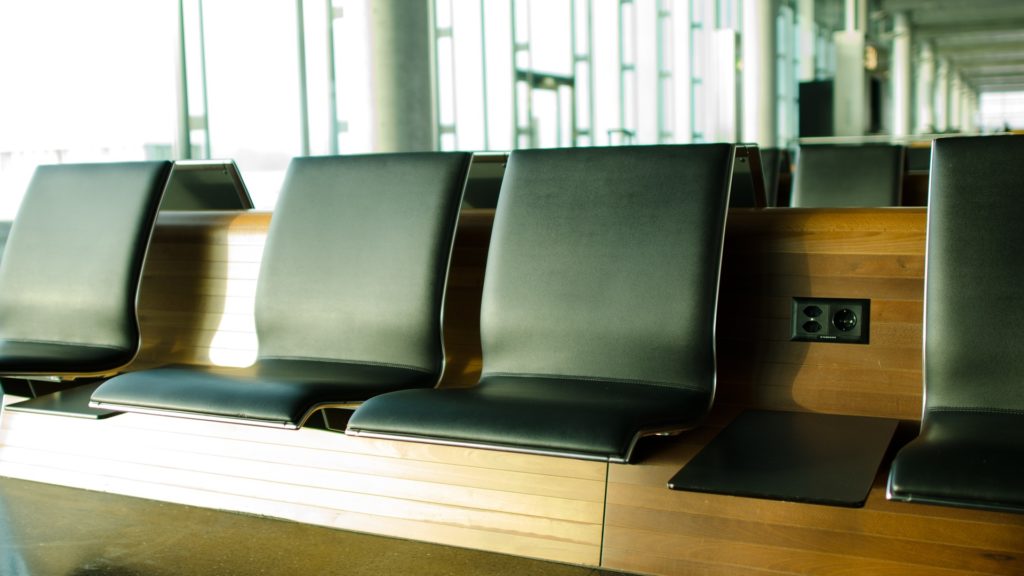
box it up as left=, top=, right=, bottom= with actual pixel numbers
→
left=916, top=18, right=1024, bottom=39
left=883, top=0, right=1024, bottom=12
left=960, top=64, right=1024, bottom=77
left=947, top=51, right=1024, bottom=65
left=978, top=84, right=1024, bottom=92
left=970, top=75, right=1024, bottom=86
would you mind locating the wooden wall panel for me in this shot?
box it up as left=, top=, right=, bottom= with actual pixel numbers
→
left=130, top=209, right=492, bottom=387
left=716, top=208, right=926, bottom=420
left=0, top=406, right=606, bottom=566
left=603, top=421, right=1024, bottom=576
left=133, top=211, right=268, bottom=370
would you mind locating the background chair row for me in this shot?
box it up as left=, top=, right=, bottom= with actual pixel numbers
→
left=469, top=143, right=917, bottom=210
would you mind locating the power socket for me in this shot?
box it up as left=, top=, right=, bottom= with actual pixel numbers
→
left=791, top=297, right=870, bottom=344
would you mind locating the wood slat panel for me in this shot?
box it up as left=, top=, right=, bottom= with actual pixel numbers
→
left=717, top=208, right=926, bottom=420
left=603, top=410, right=1024, bottom=576
left=602, top=527, right=1000, bottom=576
left=724, top=251, right=924, bottom=279
left=728, top=208, right=927, bottom=233
left=131, top=209, right=493, bottom=384
left=0, top=408, right=605, bottom=566
left=132, top=212, right=268, bottom=368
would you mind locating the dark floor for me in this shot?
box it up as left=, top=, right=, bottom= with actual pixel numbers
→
left=0, top=477, right=629, bottom=576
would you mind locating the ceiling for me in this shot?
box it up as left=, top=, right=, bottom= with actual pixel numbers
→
left=878, top=0, right=1024, bottom=92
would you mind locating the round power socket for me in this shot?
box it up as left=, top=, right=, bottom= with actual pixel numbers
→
left=832, top=308, right=857, bottom=332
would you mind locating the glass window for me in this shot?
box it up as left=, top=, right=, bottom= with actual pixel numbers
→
left=979, top=92, right=1024, bottom=132
left=0, top=0, right=178, bottom=220
left=201, top=0, right=303, bottom=209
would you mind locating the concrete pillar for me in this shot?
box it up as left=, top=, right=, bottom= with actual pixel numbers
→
left=891, top=12, right=911, bottom=136
left=741, top=0, right=777, bottom=147
left=368, top=0, right=436, bottom=151
left=833, top=30, right=866, bottom=136
left=950, top=70, right=962, bottom=132
left=175, top=0, right=192, bottom=159
left=709, top=29, right=740, bottom=143
left=915, top=42, right=935, bottom=133
left=797, top=0, right=815, bottom=81
left=935, top=57, right=949, bottom=132
left=960, top=84, right=975, bottom=133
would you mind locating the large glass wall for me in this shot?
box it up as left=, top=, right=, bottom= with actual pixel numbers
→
left=1, top=0, right=830, bottom=215
left=0, top=0, right=178, bottom=218
left=978, top=92, right=1024, bottom=132
left=200, top=1, right=304, bottom=207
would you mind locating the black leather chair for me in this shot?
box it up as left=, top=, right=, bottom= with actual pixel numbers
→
left=760, top=147, right=788, bottom=207
left=790, top=144, right=904, bottom=207
left=887, top=135, right=1024, bottom=513
left=346, top=144, right=734, bottom=463
left=0, top=162, right=172, bottom=378
left=90, top=152, right=471, bottom=428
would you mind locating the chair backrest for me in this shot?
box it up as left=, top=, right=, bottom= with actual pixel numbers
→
left=906, top=145, right=931, bottom=172
left=255, top=152, right=471, bottom=376
left=728, top=146, right=767, bottom=209
left=791, top=144, right=904, bottom=207
left=924, top=135, right=1024, bottom=413
left=760, top=147, right=787, bottom=207
left=479, top=144, right=733, bottom=390
left=0, top=161, right=172, bottom=361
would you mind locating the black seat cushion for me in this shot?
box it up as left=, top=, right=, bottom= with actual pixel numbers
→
left=0, top=341, right=135, bottom=376
left=92, top=360, right=437, bottom=427
left=350, top=375, right=711, bottom=460
left=0, top=161, right=172, bottom=375
left=348, top=144, right=734, bottom=462
left=790, top=144, right=904, bottom=207
left=888, top=411, right=1024, bottom=512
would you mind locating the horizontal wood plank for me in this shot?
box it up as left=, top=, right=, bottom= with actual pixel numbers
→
left=0, top=407, right=605, bottom=566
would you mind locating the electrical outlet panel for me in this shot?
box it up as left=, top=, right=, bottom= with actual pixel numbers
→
left=791, top=297, right=870, bottom=344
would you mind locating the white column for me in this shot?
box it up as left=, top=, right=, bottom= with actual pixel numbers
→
left=969, top=89, right=980, bottom=132
left=960, top=84, right=974, bottom=133
left=368, top=0, right=436, bottom=151
left=949, top=70, right=962, bottom=132
left=915, top=42, right=935, bottom=133
left=891, top=12, right=911, bottom=136
left=833, top=30, right=865, bottom=136
left=174, top=0, right=192, bottom=159
left=934, top=57, right=949, bottom=132
left=831, top=0, right=866, bottom=136
left=797, top=0, right=815, bottom=81
left=673, top=0, right=693, bottom=143
left=708, top=29, right=739, bottom=143
left=741, top=0, right=778, bottom=146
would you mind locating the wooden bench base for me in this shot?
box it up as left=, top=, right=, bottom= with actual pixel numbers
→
left=0, top=397, right=605, bottom=566
left=2, top=208, right=1022, bottom=574
left=2, top=401, right=1022, bottom=574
